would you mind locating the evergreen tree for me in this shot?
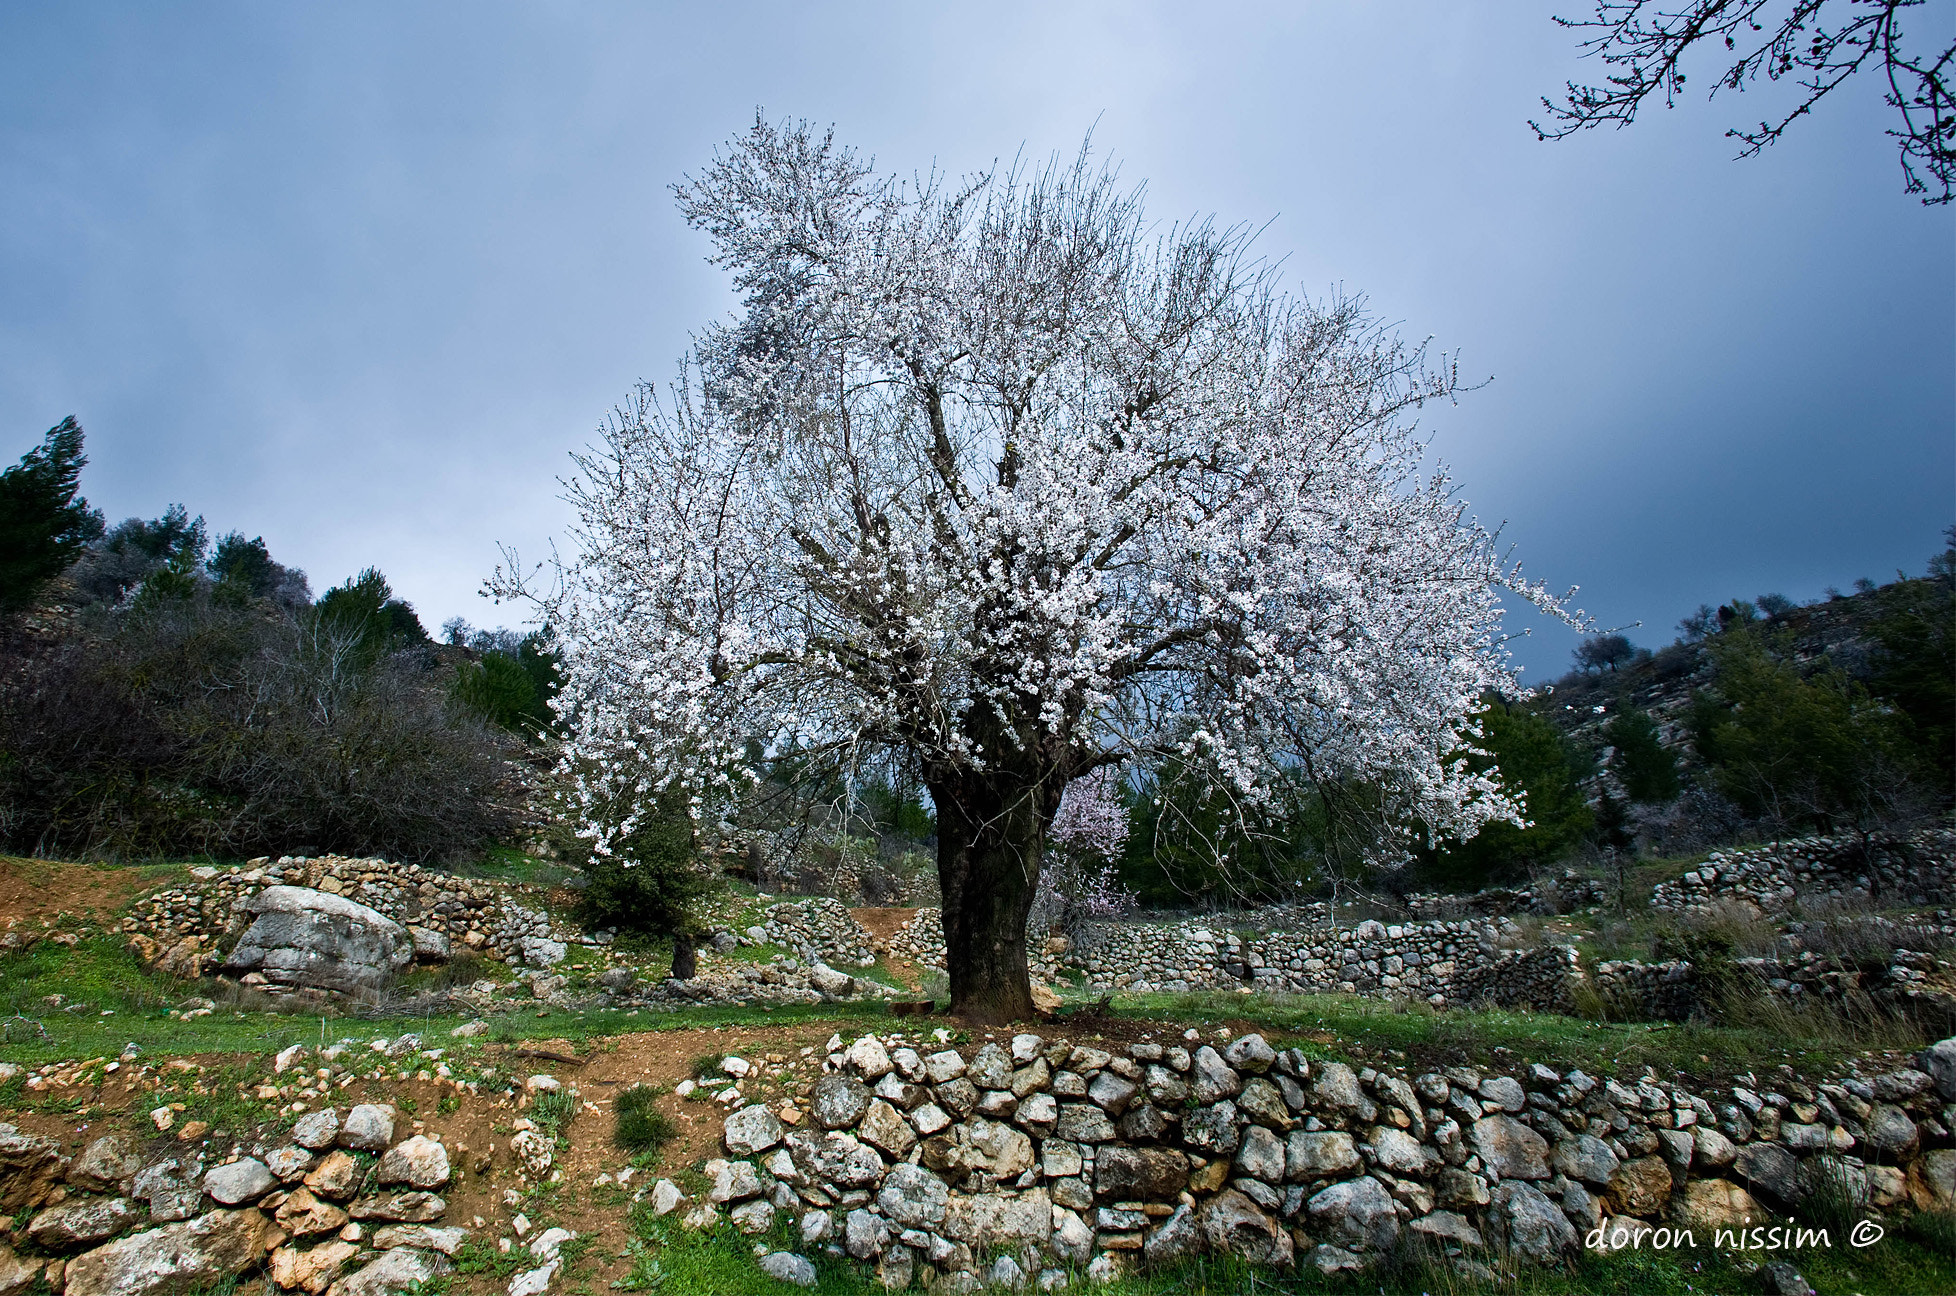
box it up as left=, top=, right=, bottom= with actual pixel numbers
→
left=315, top=568, right=430, bottom=657
left=0, top=417, right=102, bottom=613
left=573, top=792, right=718, bottom=979
left=1604, top=708, right=1681, bottom=804
left=1423, top=699, right=1595, bottom=887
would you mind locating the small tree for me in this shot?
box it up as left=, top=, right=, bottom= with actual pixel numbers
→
left=1604, top=707, right=1680, bottom=803
left=0, top=417, right=103, bottom=614
left=1423, top=698, right=1595, bottom=888
left=1574, top=632, right=1636, bottom=673
left=1031, top=767, right=1136, bottom=942
left=572, top=792, right=719, bottom=979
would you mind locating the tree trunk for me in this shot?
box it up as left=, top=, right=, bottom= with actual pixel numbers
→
left=930, top=765, right=1060, bottom=1024
left=671, top=931, right=697, bottom=980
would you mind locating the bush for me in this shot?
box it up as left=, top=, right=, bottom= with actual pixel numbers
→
left=613, top=1084, right=676, bottom=1155
left=0, top=589, right=520, bottom=861
left=572, top=792, right=718, bottom=978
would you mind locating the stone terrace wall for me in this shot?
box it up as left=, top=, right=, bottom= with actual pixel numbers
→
left=692, top=1027, right=1956, bottom=1288
left=1650, top=829, right=1956, bottom=917
left=122, top=855, right=568, bottom=974
left=1406, top=873, right=1609, bottom=920
left=760, top=898, right=879, bottom=968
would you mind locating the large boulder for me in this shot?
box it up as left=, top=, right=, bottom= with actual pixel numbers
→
left=27, top=1198, right=142, bottom=1251
left=222, top=887, right=411, bottom=996
left=64, top=1209, right=271, bottom=1296
left=1472, top=1115, right=1549, bottom=1180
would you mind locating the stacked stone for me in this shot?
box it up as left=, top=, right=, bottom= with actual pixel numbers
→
left=762, top=899, right=879, bottom=968
left=0, top=1102, right=464, bottom=1296
left=1650, top=829, right=1956, bottom=917
left=883, top=910, right=1063, bottom=983
left=696, top=1031, right=1956, bottom=1289
left=120, top=856, right=573, bottom=967
left=1406, top=874, right=1609, bottom=919
left=1447, top=947, right=1582, bottom=1013
left=1591, top=961, right=1701, bottom=1021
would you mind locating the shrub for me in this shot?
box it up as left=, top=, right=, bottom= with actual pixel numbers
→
left=613, top=1084, right=676, bottom=1155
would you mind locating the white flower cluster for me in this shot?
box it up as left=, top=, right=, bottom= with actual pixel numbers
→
left=507, top=117, right=1575, bottom=861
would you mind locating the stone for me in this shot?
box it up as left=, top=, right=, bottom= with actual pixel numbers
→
left=1606, top=1156, right=1672, bottom=1218
left=858, top=1101, right=916, bottom=1158
left=1234, top=1078, right=1290, bottom=1130
left=205, top=1158, right=278, bottom=1206
left=650, top=1180, right=683, bottom=1217
left=377, top=1137, right=449, bottom=1191
left=968, top=1044, right=1014, bottom=1090
left=844, top=1208, right=889, bottom=1260
left=1287, top=1131, right=1361, bottom=1180
left=877, top=1164, right=948, bottom=1228
left=1734, top=1142, right=1802, bottom=1205
left=1919, top=1036, right=1956, bottom=1101
left=1181, top=1101, right=1240, bottom=1156
left=846, top=1037, right=894, bottom=1080
left=1410, top=1210, right=1484, bottom=1248
left=986, top=1255, right=1025, bottom=1291
left=1223, top=1034, right=1275, bottom=1074
left=1311, top=1063, right=1374, bottom=1120
left=1914, top=1149, right=1956, bottom=1210
left=1692, top=1127, right=1737, bottom=1170
left=0, top=1125, right=71, bottom=1212
left=758, top=1253, right=817, bottom=1287
left=370, top=1225, right=468, bottom=1255
left=1053, top=1104, right=1116, bottom=1145
left=1087, top=1071, right=1138, bottom=1116
left=408, top=928, right=449, bottom=962
left=1761, top=1260, right=1812, bottom=1296
left=64, top=1209, right=272, bottom=1296
left=1051, top=1206, right=1094, bottom=1262
left=730, top=1200, right=775, bottom=1234
left=800, top=1132, right=886, bottom=1188
left=0, top=1244, right=37, bottom=1296
left=69, top=1136, right=140, bottom=1193
left=1435, top=1168, right=1492, bottom=1210
left=293, top=1111, right=341, bottom=1152
left=964, top=1119, right=1034, bottom=1179
left=528, top=1228, right=575, bottom=1262
left=268, top=1240, right=359, bottom=1294
left=1472, top=1115, right=1549, bottom=1180
left=798, top=1210, right=831, bottom=1246
left=324, top=1245, right=450, bottom=1296
left=1550, top=1135, right=1618, bottom=1187
left=1489, top=1181, right=1577, bottom=1263
left=266, top=1148, right=315, bottom=1183
left=304, top=1152, right=360, bottom=1201
left=723, top=1105, right=784, bottom=1156
left=275, top=1188, right=350, bottom=1237
left=520, top=937, right=567, bottom=968
left=1864, top=1104, right=1919, bottom=1159
left=942, top=1189, right=1051, bottom=1249
left=339, top=1106, right=394, bottom=1153
left=1671, top=1180, right=1763, bottom=1231
left=347, top=1194, right=445, bottom=1223
left=1143, top=1203, right=1198, bottom=1265
left=1478, top=1076, right=1526, bottom=1113
left=922, top=1050, right=966, bottom=1083
left=509, top=1130, right=553, bottom=1177
left=1014, top=1093, right=1059, bottom=1135
left=1307, top=1245, right=1366, bottom=1275
left=27, top=1198, right=141, bottom=1251
left=811, top=1075, right=871, bottom=1131
left=1190, top=1047, right=1242, bottom=1104
left=1094, top=1147, right=1188, bottom=1200
left=222, top=887, right=412, bottom=995
left=1197, top=1189, right=1292, bottom=1265
left=706, top=1159, right=762, bottom=1203
left=1369, top=1127, right=1438, bottom=1177
left=1306, top=1177, right=1399, bottom=1251
left=131, top=1156, right=203, bottom=1223
left=1234, top=1126, right=1286, bottom=1185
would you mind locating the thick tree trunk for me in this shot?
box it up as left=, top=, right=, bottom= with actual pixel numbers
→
left=930, top=765, right=1061, bottom=1024
left=670, top=931, right=697, bottom=981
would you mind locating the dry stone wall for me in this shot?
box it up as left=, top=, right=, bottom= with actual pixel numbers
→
left=1650, top=830, right=1956, bottom=917
left=689, top=1027, right=1956, bottom=1288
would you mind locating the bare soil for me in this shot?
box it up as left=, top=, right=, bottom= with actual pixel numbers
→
left=0, top=857, right=169, bottom=928
left=851, top=907, right=924, bottom=991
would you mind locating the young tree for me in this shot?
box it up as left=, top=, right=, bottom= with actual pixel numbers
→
left=1535, top=0, right=1956, bottom=204
left=0, top=417, right=103, bottom=614
left=507, top=119, right=1572, bottom=1021
left=1573, top=632, right=1636, bottom=673
left=1604, top=707, right=1681, bottom=803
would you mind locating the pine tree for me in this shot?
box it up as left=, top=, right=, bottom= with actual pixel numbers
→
left=0, top=417, right=102, bottom=613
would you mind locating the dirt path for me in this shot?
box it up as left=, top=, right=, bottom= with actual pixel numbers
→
left=851, top=906, right=922, bottom=990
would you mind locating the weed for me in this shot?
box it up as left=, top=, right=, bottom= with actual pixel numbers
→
left=437, top=1094, right=461, bottom=1116
left=532, top=1089, right=578, bottom=1148
left=1908, top=1209, right=1956, bottom=1258
left=613, top=1085, right=676, bottom=1156
left=1801, top=1155, right=1869, bottom=1235
left=453, top=1238, right=527, bottom=1280
left=688, top=1053, right=723, bottom=1081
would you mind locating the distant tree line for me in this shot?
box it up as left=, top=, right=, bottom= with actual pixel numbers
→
left=0, top=417, right=559, bottom=862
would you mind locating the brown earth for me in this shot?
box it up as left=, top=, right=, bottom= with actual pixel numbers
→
left=0, top=857, right=173, bottom=929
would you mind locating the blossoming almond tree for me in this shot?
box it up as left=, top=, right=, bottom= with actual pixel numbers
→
left=505, top=117, right=1573, bottom=1022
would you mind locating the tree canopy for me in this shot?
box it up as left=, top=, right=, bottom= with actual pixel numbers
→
left=508, top=118, right=1572, bottom=1018
left=0, top=417, right=103, bottom=614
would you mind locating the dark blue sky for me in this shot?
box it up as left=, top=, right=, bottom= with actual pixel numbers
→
left=3, top=3, right=1950, bottom=682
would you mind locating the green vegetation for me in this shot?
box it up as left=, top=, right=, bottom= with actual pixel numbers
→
left=573, top=792, right=718, bottom=979
left=0, top=416, right=102, bottom=615
left=612, top=1083, right=676, bottom=1155
left=1603, top=708, right=1680, bottom=804
left=1423, top=699, right=1595, bottom=888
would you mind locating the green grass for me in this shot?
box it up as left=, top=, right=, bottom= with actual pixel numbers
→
left=448, top=846, right=583, bottom=889
left=613, top=1084, right=676, bottom=1156
left=1107, top=989, right=1904, bottom=1084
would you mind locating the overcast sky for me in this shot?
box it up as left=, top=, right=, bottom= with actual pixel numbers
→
left=3, top=2, right=1950, bottom=682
